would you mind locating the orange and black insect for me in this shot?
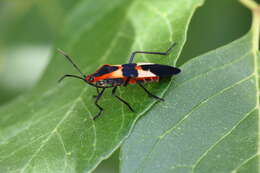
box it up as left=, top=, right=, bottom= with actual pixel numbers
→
left=58, top=42, right=181, bottom=120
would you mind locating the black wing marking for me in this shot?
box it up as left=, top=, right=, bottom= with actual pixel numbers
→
left=93, top=65, right=119, bottom=77
left=140, top=64, right=181, bottom=77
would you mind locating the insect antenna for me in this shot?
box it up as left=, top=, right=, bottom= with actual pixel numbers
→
left=57, top=49, right=85, bottom=77
left=58, top=74, right=86, bottom=83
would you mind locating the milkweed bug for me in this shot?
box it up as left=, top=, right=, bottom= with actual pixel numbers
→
left=58, top=42, right=181, bottom=120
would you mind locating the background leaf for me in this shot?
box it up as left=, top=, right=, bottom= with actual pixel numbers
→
left=178, top=0, right=251, bottom=65
left=120, top=3, right=260, bottom=172
left=0, top=0, right=77, bottom=104
left=0, top=0, right=205, bottom=172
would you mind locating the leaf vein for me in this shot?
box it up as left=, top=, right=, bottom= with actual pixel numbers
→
left=79, top=99, right=97, bottom=163
left=19, top=87, right=89, bottom=173
left=0, top=103, right=72, bottom=145
left=0, top=133, right=49, bottom=161
left=143, top=2, right=173, bottom=42
left=175, top=51, right=252, bottom=89
left=192, top=108, right=257, bottom=170
left=231, top=153, right=259, bottom=173
left=56, top=131, right=68, bottom=172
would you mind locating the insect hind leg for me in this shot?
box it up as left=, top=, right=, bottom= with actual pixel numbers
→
left=128, top=42, right=177, bottom=63
left=137, top=82, right=164, bottom=101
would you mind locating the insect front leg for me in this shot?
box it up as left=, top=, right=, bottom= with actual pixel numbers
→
left=92, top=87, right=100, bottom=99
left=137, top=82, right=164, bottom=101
left=112, top=87, right=135, bottom=112
left=93, top=88, right=106, bottom=120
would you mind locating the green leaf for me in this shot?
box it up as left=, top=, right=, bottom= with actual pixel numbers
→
left=120, top=1, right=260, bottom=173
left=0, top=0, right=204, bottom=172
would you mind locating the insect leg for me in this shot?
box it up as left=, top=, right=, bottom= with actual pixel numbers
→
left=128, top=42, right=177, bottom=63
left=93, top=88, right=106, bottom=120
left=93, top=87, right=100, bottom=98
left=137, top=82, right=164, bottom=101
left=123, top=77, right=131, bottom=87
left=112, top=87, right=135, bottom=112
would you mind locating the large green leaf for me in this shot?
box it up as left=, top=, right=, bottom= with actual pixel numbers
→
left=120, top=1, right=260, bottom=173
left=0, top=0, right=204, bottom=172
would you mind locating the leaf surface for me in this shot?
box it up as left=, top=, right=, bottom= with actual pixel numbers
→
left=120, top=2, right=260, bottom=172
left=0, top=0, right=204, bottom=172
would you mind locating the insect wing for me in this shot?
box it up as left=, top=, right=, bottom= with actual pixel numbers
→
left=138, top=63, right=181, bottom=77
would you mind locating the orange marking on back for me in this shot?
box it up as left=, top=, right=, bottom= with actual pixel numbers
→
left=135, top=66, right=143, bottom=70
left=93, top=67, right=123, bottom=82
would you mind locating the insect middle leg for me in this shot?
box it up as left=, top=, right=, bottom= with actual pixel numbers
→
left=137, top=82, right=164, bottom=101
left=93, top=88, right=106, bottom=120
left=128, top=42, right=177, bottom=63
left=123, top=77, right=131, bottom=87
left=112, top=87, right=135, bottom=112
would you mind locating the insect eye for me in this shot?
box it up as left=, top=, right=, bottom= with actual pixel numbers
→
left=88, top=76, right=94, bottom=82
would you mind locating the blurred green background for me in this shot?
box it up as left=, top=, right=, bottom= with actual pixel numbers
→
left=0, top=0, right=256, bottom=172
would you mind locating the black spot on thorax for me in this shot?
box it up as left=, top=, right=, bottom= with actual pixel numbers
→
left=122, top=63, right=138, bottom=77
